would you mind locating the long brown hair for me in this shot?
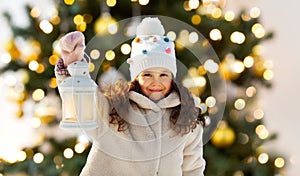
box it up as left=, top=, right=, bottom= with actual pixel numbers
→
left=104, top=79, right=204, bottom=134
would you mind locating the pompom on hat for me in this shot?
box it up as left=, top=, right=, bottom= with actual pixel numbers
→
left=127, top=17, right=177, bottom=80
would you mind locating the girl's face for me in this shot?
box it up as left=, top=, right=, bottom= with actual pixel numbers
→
left=137, top=68, right=172, bottom=101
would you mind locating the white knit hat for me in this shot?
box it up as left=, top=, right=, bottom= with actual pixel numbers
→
left=127, top=17, right=177, bottom=80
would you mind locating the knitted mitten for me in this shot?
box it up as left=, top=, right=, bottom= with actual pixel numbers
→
left=59, top=31, right=86, bottom=66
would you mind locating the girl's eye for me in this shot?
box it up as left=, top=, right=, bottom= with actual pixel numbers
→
left=160, top=73, right=170, bottom=77
left=143, top=73, right=152, bottom=77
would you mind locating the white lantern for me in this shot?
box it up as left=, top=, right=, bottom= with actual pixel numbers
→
left=59, top=61, right=98, bottom=129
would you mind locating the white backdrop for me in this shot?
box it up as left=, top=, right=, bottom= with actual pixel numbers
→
left=227, top=0, right=300, bottom=175
left=255, top=0, right=300, bottom=175
left=1, top=0, right=299, bottom=175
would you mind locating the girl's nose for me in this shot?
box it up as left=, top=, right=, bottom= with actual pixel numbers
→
left=151, top=75, right=162, bottom=84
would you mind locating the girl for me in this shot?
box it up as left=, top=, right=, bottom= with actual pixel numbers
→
left=56, top=17, right=205, bottom=176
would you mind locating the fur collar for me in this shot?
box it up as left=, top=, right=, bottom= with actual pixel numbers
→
left=129, top=91, right=180, bottom=112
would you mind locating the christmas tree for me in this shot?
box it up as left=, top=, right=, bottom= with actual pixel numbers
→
left=0, top=0, right=286, bottom=175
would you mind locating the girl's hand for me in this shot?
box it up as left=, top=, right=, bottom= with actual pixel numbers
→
left=59, top=31, right=86, bottom=66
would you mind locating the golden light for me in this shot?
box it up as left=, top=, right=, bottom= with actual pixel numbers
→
left=258, top=153, right=269, bottom=164
left=183, top=1, right=192, bottom=11
left=224, top=11, right=235, bottom=21
left=188, top=67, right=199, bottom=77
left=75, top=143, right=86, bottom=154
left=39, top=20, right=53, bottom=34
left=64, top=0, right=75, bottom=5
left=188, top=0, right=200, bottom=9
left=202, top=0, right=213, bottom=6
left=195, top=77, right=206, bottom=87
left=243, top=56, right=254, bottom=68
left=274, top=157, right=285, bottom=168
left=234, top=60, right=245, bottom=73
left=263, top=69, right=274, bottom=80
left=246, top=86, right=256, bottom=97
left=17, top=151, right=27, bottom=162
left=234, top=98, right=246, bottom=110
left=5, top=40, right=21, bottom=59
left=253, top=60, right=265, bottom=77
left=28, top=54, right=38, bottom=62
left=49, top=55, right=59, bottom=65
left=74, top=14, right=84, bottom=25
left=230, top=31, right=245, bottom=44
left=105, top=50, right=115, bottom=61
left=36, top=63, right=45, bottom=73
left=73, top=14, right=87, bottom=32
left=204, top=59, right=219, bottom=73
left=33, top=153, right=44, bottom=164
left=49, top=78, right=57, bottom=88
left=89, top=62, right=95, bottom=72
left=211, top=7, right=222, bottom=19
left=32, top=88, right=45, bottom=101
left=250, top=7, right=261, bottom=18
left=254, top=109, right=264, bottom=120
left=189, top=32, right=199, bottom=43
left=90, top=49, right=100, bottom=60
left=256, top=124, right=269, bottom=139
left=209, top=29, right=222, bottom=41
left=191, top=14, right=201, bottom=25
left=30, top=117, right=42, bottom=128
left=51, top=15, right=61, bottom=25
left=252, top=23, right=265, bottom=38
left=1, top=52, right=12, bottom=64
left=106, top=0, right=117, bottom=7
left=63, top=148, right=74, bottom=159
left=166, top=31, right=177, bottom=41
left=121, top=43, right=131, bottom=55
left=138, top=0, right=149, bottom=6
left=30, top=7, right=41, bottom=18
left=198, top=65, right=207, bottom=75
left=205, top=96, right=216, bottom=108
left=28, top=60, right=39, bottom=71
left=56, top=164, right=64, bottom=170
left=94, top=13, right=117, bottom=35
left=77, top=22, right=87, bottom=32
left=241, top=13, right=251, bottom=21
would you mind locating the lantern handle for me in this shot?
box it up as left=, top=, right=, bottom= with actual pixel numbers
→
left=84, top=52, right=91, bottom=64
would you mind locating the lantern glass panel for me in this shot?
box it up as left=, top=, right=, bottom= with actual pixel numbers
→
left=62, top=92, right=78, bottom=122
left=80, top=92, right=96, bottom=122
